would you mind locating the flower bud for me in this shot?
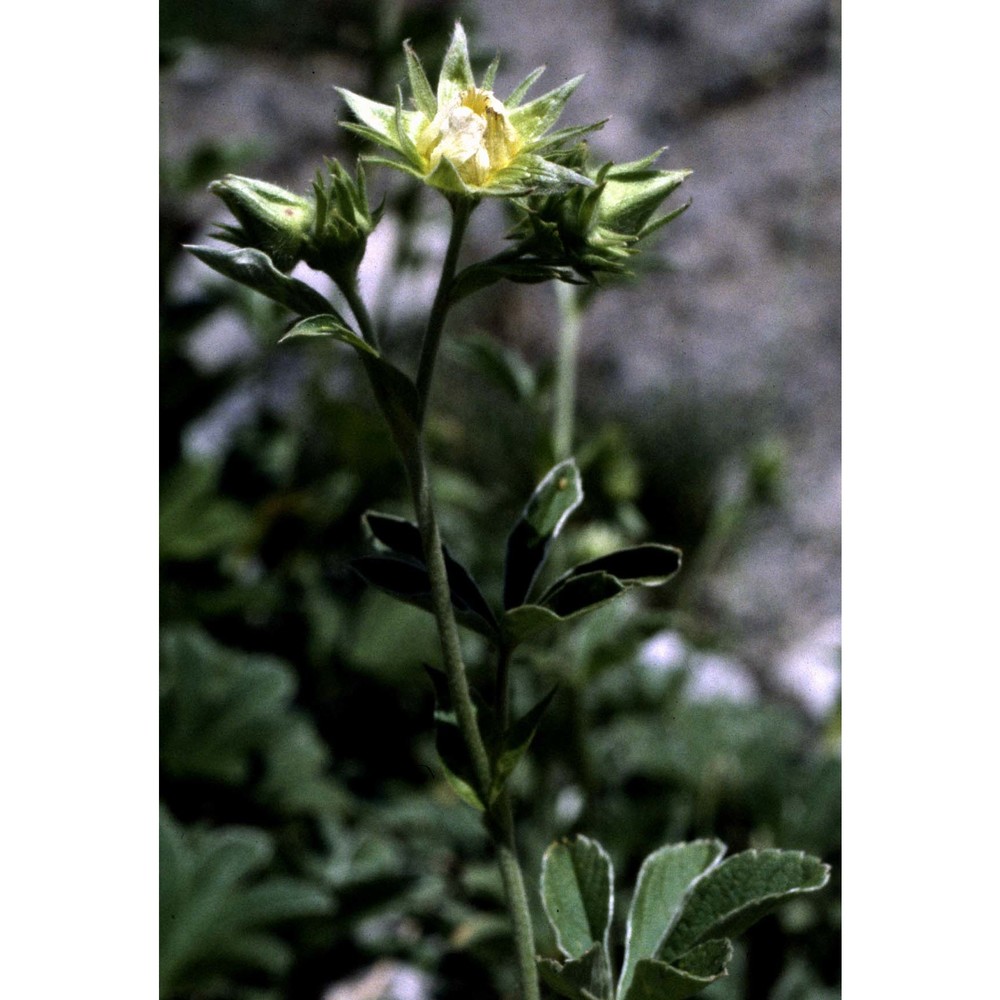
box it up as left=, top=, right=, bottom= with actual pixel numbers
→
left=208, top=175, right=314, bottom=272
left=301, top=159, right=380, bottom=281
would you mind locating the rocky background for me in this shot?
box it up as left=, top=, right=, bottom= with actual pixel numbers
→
left=161, top=4, right=840, bottom=992
left=163, top=0, right=840, bottom=715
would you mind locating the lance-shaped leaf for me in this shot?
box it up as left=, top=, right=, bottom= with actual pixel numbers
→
left=423, top=665, right=485, bottom=812
left=541, top=835, right=615, bottom=963
left=185, top=245, right=335, bottom=317
left=278, top=313, right=377, bottom=353
left=537, top=943, right=612, bottom=1000
left=489, top=685, right=557, bottom=803
left=659, top=850, right=831, bottom=963
left=359, top=512, right=499, bottom=638
left=623, top=940, right=733, bottom=1000
left=502, top=545, right=682, bottom=645
left=359, top=353, right=421, bottom=474
left=503, top=458, right=583, bottom=609
left=618, top=840, right=726, bottom=998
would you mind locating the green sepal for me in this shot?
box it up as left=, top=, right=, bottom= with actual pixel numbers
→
left=503, top=458, right=583, bottom=609
left=278, top=313, right=374, bottom=352
left=619, top=840, right=726, bottom=998
left=540, top=835, right=615, bottom=961
left=537, top=943, right=612, bottom=1000
left=185, top=245, right=334, bottom=317
left=436, top=21, right=475, bottom=107
left=510, top=75, right=585, bottom=140
left=623, top=940, right=733, bottom=1000
left=362, top=511, right=499, bottom=637
left=659, top=850, right=831, bottom=963
left=506, top=65, right=547, bottom=108
left=404, top=39, right=437, bottom=118
left=488, top=685, right=557, bottom=804
left=423, top=665, right=486, bottom=811
left=336, top=88, right=400, bottom=149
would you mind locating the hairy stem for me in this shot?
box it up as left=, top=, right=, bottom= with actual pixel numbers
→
left=338, top=276, right=380, bottom=351
left=553, top=281, right=582, bottom=460
left=416, top=198, right=474, bottom=424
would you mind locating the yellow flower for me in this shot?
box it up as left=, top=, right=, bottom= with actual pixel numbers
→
left=337, top=22, right=603, bottom=198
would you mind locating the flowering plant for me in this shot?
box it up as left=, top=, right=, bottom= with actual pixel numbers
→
left=186, top=22, right=828, bottom=998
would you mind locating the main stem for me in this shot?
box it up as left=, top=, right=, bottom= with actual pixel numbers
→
left=372, top=201, right=540, bottom=999
left=553, top=281, right=582, bottom=461
left=416, top=197, right=473, bottom=425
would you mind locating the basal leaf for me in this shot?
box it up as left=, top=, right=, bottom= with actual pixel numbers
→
left=537, top=943, right=612, bottom=1000
left=660, top=850, right=831, bottom=963
left=541, top=835, right=615, bottom=961
left=185, top=244, right=334, bottom=316
left=623, top=939, right=733, bottom=1000
left=503, top=458, right=583, bottom=609
left=618, top=840, right=726, bottom=998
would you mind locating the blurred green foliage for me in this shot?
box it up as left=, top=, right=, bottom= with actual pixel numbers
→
left=160, top=5, right=840, bottom=998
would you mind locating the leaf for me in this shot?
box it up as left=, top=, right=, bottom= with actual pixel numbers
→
left=503, top=458, right=583, bottom=609
left=544, top=545, right=682, bottom=593
left=623, top=940, right=733, bottom=1000
left=359, top=353, right=421, bottom=474
left=159, top=807, right=330, bottom=998
left=423, top=665, right=485, bottom=811
left=659, top=850, right=830, bottom=963
left=489, top=685, right=558, bottom=803
left=363, top=512, right=499, bottom=635
left=537, top=943, right=612, bottom=1000
left=278, top=313, right=376, bottom=353
left=446, top=333, right=537, bottom=401
left=618, top=840, right=726, bottom=998
left=185, top=244, right=334, bottom=316
left=541, top=835, right=615, bottom=962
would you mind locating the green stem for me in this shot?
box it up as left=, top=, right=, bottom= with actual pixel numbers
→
left=338, top=276, right=380, bottom=351
left=553, top=281, right=582, bottom=460
left=416, top=198, right=474, bottom=425
left=494, top=795, right=541, bottom=1000
left=495, top=643, right=513, bottom=730
left=408, top=446, right=492, bottom=795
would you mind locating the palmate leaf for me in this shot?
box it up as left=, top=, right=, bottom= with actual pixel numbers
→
left=160, top=627, right=346, bottom=818
left=541, top=835, right=615, bottom=961
left=618, top=840, right=725, bottom=998
left=537, top=942, right=612, bottom=1000
left=160, top=807, right=330, bottom=999
left=624, top=940, right=733, bottom=1000
left=659, top=850, right=831, bottom=963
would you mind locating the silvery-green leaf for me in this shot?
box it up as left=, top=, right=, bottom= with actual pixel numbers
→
left=537, top=943, right=612, bottom=1000
left=619, top=840, right=726, bottom=998
left=660, top=850, right=831, bottom=963
left=540, top=835, right=615, bottom=961
left=623, top=939, right=733, bottom=1000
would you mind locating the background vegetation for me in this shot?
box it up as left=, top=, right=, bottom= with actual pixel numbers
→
left=160, top=2, right=841, bottom=997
